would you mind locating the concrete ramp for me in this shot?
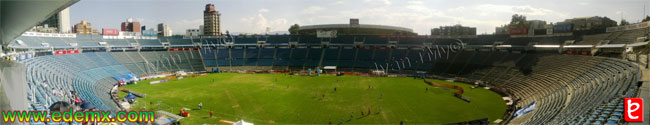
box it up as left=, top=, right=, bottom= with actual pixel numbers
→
left=0, top=60, right=28, bottom=111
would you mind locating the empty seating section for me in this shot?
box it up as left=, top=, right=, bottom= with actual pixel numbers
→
left=258, top=48, right=275, bottom=66
left=70, top=35, right=104, bottom=47
left=201, top=49, right=218, bottom=67
left=24, top=52, right=128, bottom=113
left=267, top=35, right=291, bottom=43
left=577, top=33, right=611, bottom=45
left=338, top=48, right=355, bottom=68
left=167, top=51, right=197, bottom=71
left=104, top=39, right=130, bottom=46
left=232, top=36, right=258, bottom=43
left=447, top=52, right=642, bottom=124
left=322, top=48, right=340, bottom=67
left=244, top=47, right=259, bottom=65
left=165, top=37, right=194, bottom=45
left=290, top=48, right=307, bottom=66
left=305, top=48, right=322, bottom=66
left=274, top=48, right=291, bottom=66
left=137, top=39, right=162, bottom=46
left=355, top=49, right=374, bottom=68
left=216, top=47, right=230, bottom=66
left=231, top=48, right=245, bottom=66
left=609, top=28, right=648, bottom=44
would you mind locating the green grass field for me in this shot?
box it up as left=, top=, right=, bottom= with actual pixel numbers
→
left=120, top=73, right=506, bottom=124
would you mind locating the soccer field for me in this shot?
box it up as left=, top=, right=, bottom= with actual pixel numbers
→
left=120, top=73, right=506, bottom=124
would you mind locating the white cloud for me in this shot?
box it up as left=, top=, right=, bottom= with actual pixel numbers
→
left=171, top=18, right=203, bottom=34
left=240, top=11, right=289, bottom=33
left=259, top=8, right=269, bottom=13
left=334, top=1, right=345, bottom=5
left=616, top=10, right=624, bottom=15
left=365, top=0, right=392, bottom=5
left=302, top=6, right=325, bottom=14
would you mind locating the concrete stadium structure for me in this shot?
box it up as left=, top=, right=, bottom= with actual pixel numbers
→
left=1, top=1, right=650, bottom=124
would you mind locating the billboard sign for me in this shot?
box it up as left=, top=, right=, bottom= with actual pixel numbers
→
left=142, top=30, right=157, bottom=36
left=509, top=28, right=527, bottom=35
left=317, top=30, right=337, bottom=38
left=102, top=28, right=119, bottom=36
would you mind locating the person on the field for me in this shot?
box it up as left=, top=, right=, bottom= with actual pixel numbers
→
left=400, top=120, right=403, bottom=125
left=361, top=110, right=364, bottom=116
left=426, top=87, right=428, bottom=92
left=329, top=120, right=332, bottom=125
left=341, top=116, right=345, bottom=123
left=198, top=102, right=203, bottom=110
left=209, top=110, right=213, bottom=118
left=334, top=87, right=337, bottom=92
left=368, top=107, right=371, bottom=114
left=378, top=106, right=382, bottom=113
left=350, top=112, right=354, bottom=119
left=380, top=93, right=383, bottom=99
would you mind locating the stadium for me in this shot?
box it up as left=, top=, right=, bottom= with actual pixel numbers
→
left=1, top=0, right=649, bottom=125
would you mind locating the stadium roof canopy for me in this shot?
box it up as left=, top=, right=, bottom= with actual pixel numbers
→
left=0, top=0, right=79, bottom=48
left=298, top=24, right=417, bottom=35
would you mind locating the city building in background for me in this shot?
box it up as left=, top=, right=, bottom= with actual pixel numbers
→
left=495, top=25, right=509, bottom=35
left=158, top=23, right=173, bottom=36
left=186, top=29, right=200, bottom=37
left=561, top=16, right=617, bottom=31
left=203, top=4, right=221, bottom=36
left=28, top=25, right=59, bottom=33
left=120, top=18, right=141, bottom=32
left=431, top=24, right=477, bottom=38
left=141, top=26, right=146, bottom=33
left=73, top=20, right=99, bottom=35
left=199, top=25, right=204, bottom=35
left=34, top=7, right=71, bottom=33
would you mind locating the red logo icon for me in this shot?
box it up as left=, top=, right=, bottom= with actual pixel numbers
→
left=625, top=98, right=643, bottom=122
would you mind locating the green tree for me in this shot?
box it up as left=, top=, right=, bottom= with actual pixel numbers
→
left=620, top=19, right=630, bottom=26
left=642, top=16, right=650, bottom=22
left=288, top=24, right=300, bottom=35
left=509, top=14, right=529, bottom=28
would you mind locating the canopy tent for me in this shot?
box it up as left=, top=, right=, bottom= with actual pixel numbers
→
left=113, top=73, right=137, bottom=82
left=124, top=93, right=136, bottom=99
left=235, top=120, right=254, bottom=125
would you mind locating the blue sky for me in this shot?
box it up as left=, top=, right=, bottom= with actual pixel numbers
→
left=70, top=0, right=650, bottom=35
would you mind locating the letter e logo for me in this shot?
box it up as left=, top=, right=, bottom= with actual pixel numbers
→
left=625, top=98, right=643, bottom=122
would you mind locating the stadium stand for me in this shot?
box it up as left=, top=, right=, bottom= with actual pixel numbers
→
left=609, top=28, right=649, bottom=44
left=7, top=33, right=643, bottom=124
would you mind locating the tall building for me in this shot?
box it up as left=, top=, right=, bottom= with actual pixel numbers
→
left=73, top=20, right=98, bottom=35
left=141, top=26, right=146, bottom=33
left=431, top=24, right=476, bottom=37
left=203, top=4, right=221, bottom=36
left=199, top=25, right=204, bottom=35
left=35, top=7, right=71, bottom=33
left=158, top=23, right=173, bottom=36
left=120, top=18, right=141, bottom=32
